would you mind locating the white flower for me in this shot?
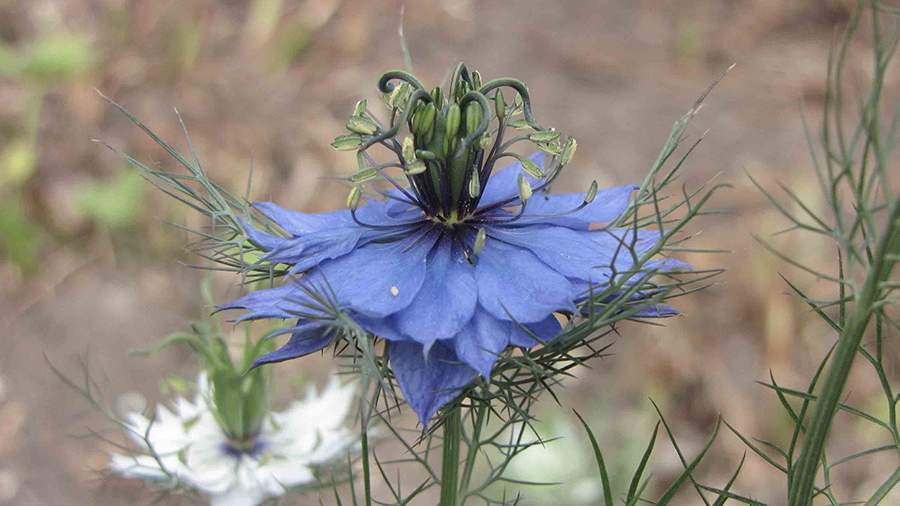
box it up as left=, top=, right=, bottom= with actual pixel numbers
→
left=110, top=373, right=358, bottom=506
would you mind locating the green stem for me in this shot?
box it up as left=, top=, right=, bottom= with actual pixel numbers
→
left=440, top=404, right=463, bottom=506
left=789, top=200, right=900, bottom=505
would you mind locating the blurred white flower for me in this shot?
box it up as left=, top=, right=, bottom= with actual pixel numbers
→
left=110, top=373, right=358, bottom=506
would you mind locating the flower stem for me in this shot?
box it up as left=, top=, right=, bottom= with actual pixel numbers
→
left=440, top=404, right=463, bottom=506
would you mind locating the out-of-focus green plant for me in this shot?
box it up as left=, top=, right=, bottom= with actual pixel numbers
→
left=76, top=170, right=145, bottom=229
left=0, top=31, right=94, bottom=273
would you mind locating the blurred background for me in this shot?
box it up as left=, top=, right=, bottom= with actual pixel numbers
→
left=1, top=0, right=896, bottom=504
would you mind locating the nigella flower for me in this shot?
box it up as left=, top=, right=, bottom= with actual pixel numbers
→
left=109, top=374, right=358, bottom=506
left=219, top=65, right=687, bottom=426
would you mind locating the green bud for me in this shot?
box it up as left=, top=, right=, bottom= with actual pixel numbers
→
left=517, top=173, right=533, bottom=202
left=386, top=83, right=410, bottom=109
left=347, top=116, right=378, bottom=135
left=331, top=134, right=362, bottom=151
left=351, top=167, right=379, bottom=183
left=584, top=180, right=598, bottom=204
left=561, top=137, right=577, bottom=166
left=529, top=129, right=560, bottom=143
left=402, top=136, right=416, bottom=162
left=431, top=86, right=443, bottom=109
left=353, top=99, right=368, bottom=117
left=471, top=70, right=483, bottom=90
left=494, top=91, right=506, bottom=119
left=416, top=149, right=437, bottom=160
left=507, top=119, right=529, bottom=129
left=473, top=227, right=487, bottom=256
left=465, top=102, right=482, bottom=137
left=468, top=171, right=481, bottom=198
left=347, top=186, right=362, bottom=209
left=479, top=133, right=493, bottom=150
left=536, top=142, right=561, bottom=156
left=520, top=158, right=544, bottom=179
left=446, top=103, right=461, bottom=138
left=405, top=160, right=427, bottom=175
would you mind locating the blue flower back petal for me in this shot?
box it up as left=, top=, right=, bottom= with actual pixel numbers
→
left=478, top=151, right=545, bottom=207
left=476, top=238, right=575, bottom=323
left=252, top=322, right=333, bottom=368
left=254, top=202, right=352, bottom=235
left=390, top=341, right=478, bottom=427
left=451, top=309, right=510, bottom=378
left=509, top=314, right=562, bottom=348
left=519, top=184, right=638, bottom=229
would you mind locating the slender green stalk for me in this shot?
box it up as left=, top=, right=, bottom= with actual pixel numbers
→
left=440, top=405, right=463, bottom=506
left=458, top=403, right=486, bottom=500
left=789, top=201, right=900, bottom=505
left=361, top=425, right=372, bottom=506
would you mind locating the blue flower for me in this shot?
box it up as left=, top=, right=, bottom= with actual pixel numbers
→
left=222, top=152, right=683, bottom=426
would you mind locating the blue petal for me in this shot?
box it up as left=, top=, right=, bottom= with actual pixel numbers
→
left=452, top=309, right=510, bottom=377
left=390, top=341, right=477, bottom=427
left=509, top=314, right=562, bottom=347
left=254, top=202, right=352, bottom=235
left=218, top=282, right=312, bottom=322
left=241, top=219, right=286, bottom=251
left=318, top=229, right=438, bottom=318
left=519, top=185, right=637, bottom=229
left=476, top=238, right=575, bottom=323
left=252, top=322, right=333, bottom=367
left=394, top=239, right=477, bottom=346
left=478, top=152, right=545, bottom=207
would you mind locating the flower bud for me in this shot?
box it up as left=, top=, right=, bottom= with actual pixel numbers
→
left=471, top=70, right=483, bottom=90
left=402, top=136, right=416, bottom=162
left=468, top=170, right=481, bottom=198
left=536, top=142, right=561, bottom=156
left=473, top=227, right=487, bottom=255
left=412, top=104, right=436, bottom=138
left=431, top=86, right=443, bottom=109
left=561, top=137, right=577, bottom=166
left=331, top=134, right=362, bottom=151
left=479, top=133, right=492, bottom=150
left=347, top=116, right=378, bottom=136
left=351, top=168, right=379, bottom=183
left=517, top=173, right=533, bottom=202
left=528, top=129, right=560, bottom=143
left=520, top=158, right=543, bottom=179
left=584, top=180, right=598, bottom=204
left=507, top=119, right=529, bottom=129
left=347, top=186, right=362, bottom=209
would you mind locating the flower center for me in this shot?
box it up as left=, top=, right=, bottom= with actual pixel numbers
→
left=222, top=435, right=267, bottom=458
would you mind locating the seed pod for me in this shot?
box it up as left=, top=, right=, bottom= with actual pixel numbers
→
left=402, top=136, right=416, bottom=162
left=520, top=158, right=544, bottom=179
left=446, top=103, right=461, bottom=138
left=347, top=186, right=362, bottom=209
left=468, top=171, right=481, bottom=198
left=561, top=137, right=577, bottom=166
left=347, top=116, right=378, bottom=136
left=584, top=180, right=598, bottom=204
left=331, top=134, right=362, bottom=151
left=465, top=101, right=482, bottom=137
left=405, top=160, right=427, bottom=175
left=507, top=119, right=529, bottom=129
left=473, top=227, right=487, bottom=255
left=517, top=173, right=533, bottom=202
left=529, top=129, right=560, bottom=143
left=494, top=91, right=506, bottom=119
